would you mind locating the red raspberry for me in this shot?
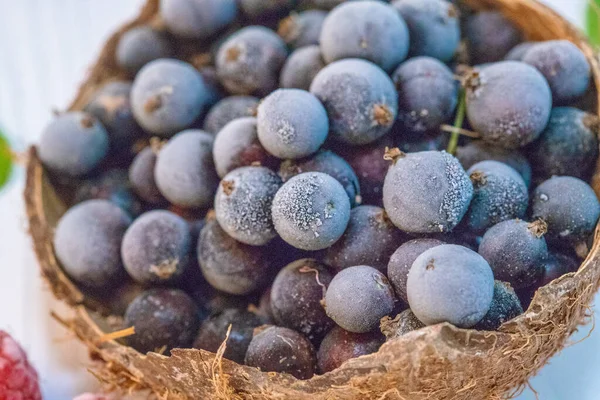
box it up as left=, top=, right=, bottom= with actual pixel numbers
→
left=0, top=331, right=41, bottom=400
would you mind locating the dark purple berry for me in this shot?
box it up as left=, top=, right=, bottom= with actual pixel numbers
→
left=160, top=0, right=238, bottom=40
left=473, top=281, right=523, bottom=331
left=240, top=0, right=297, bottom=20
left=124, top=288, right=200, bottom=354
left=74, top=169, right=143, bottom=217
left=116, top=27, right=172, bottom=74
left=202, top=96, right=260, bottom=135
left=504, top=42, right=537, bottom=61
left=317, top=326, right=384, bottom=373
left=280, top=45, right=326, bottom=90
left=465, top=11, right=522, bottom=64
left=128, top=147, right=166, bottom=205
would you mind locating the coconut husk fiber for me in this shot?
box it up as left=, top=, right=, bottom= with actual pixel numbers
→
left=23, top=0, right=600, bottom=399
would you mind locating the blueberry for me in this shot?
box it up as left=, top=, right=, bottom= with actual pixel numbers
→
left=84, top=81, right=142, bottom=147
left=257, top=89, right=329, bottom=159
left=121, top=210, right=191, bottom=285
left=325, top=265, right=396, bottom=333
left=523, top=40, right=591, bottom=105
left=319, top=1, right=409, bottom=72
left=280, top=45, right=326, bottom=90
left=538, top=251, right=580, bottom=286
left=335, top=135, right=393, bottom=206
left=478, top=219, right=547, bottom=288
left=198, top=218, right=271, bottom=295
left=310, top=59, right=398, bottom=145
left=160, top=0, right=238, bottom=40
left=531, top=176, right=600, bottom=246
left=392, top=0, right=460, bottom=62
left=115, top=26, right=172, bottom=74
left=215, top=166, right=282, bottom=246
left=504, top=42, right=537, bottom=61
left=216, top=26, right=288, bottom=96
left=74, top=169, right=143, bottom=217
left=257, top=286, right=275, bottom=324
left=271, top=259, right=335, bottom=343
left=465, top=11, right=522, bottom=64
left=383, top=150, right=473, bottom=233
left=124, top=288, right=200, bottom=354
left=392, top=56, right=458, bottom=135
left=465, top=62, right=552, bottom=149
left=193, top=308, right=262, bottom=363
left=465, top=161, right=528, bottom=233
left=212, top=117, right=276, bottom=178
left=279, top=150, right=360, bottom=206
left=407, top=244, right=494, bottom=328
left=387, top=238, right=445, bottom=303
left=272, top=172, right=351, bottom=250
left=473, top=281, right=523, bottom=331
left=198, top=66, right=226, bottom=108
left=245, top=326, right=316, bottom=379
left=304, top=0, right=345, bottom=10
left=129, top=147, right=166, bottom=205
left=317, top=326, right=384, bottom=373
left=527, top=107, right=599, bottom=182
left=131, top=59, right=209, bottom=137
left=456, top=141, right=532, bottom=187
left=39, top=112, right=109, bottom=177
left=240, top=0, right=297, bottom=20
left=54, top=200, right=131, bottom=289
left=202, top=95, right=260, bottom=134
left=323, top=206, right=405, bottom=272
left=278, top=10, right=327, bottom=49
left=154, top=130, right=218, bottom=209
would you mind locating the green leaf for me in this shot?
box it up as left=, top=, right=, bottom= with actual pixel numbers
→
left=587, top=0, right=600, bottom=46
left=0, top=130, right=13, bottom=190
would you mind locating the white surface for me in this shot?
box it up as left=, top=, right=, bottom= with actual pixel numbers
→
left=0, top=0, right=596, bottom=399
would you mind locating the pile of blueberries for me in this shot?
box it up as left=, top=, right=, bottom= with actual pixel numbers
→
left=39, top=0, right=600, bottom=379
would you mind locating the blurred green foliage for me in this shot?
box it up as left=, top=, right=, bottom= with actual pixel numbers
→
left=0, top=130, right=12, bottom=190
left=588, top=0, right=600, bottom=46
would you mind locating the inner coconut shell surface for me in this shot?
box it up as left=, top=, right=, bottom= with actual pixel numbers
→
left=23, top=0, right=600, bottom=398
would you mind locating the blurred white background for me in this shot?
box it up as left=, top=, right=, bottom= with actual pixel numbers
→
left=0, top=0, right=595, bottom=398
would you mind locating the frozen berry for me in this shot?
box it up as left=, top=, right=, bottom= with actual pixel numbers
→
left=240, top=0, right=297, bottom=20
left=216, top=26, right=288, bottom=96
left=257, top=89, right=329, bottom=159
left=278, top=10, right=327, bottom=49
left=212, top=117, right=276, bottom=178
left=478, top=219, right=547, bottom=289
left=160, top=0, right=238, bottom=40
left=129, top=147, right=166, bottom=205
left=84, top=81, right=142, bottom=147
left=39, top=112, right=109, bottom=177
left=74, top=169, right=143, bottom=217
left=523, top=40, right=591, bottom=104
left=473, top=281, right=523, bottom=331
left=131, top=59, right=209, bottom=137
left=198, top=218, right=271, bottom=295
left=54, top=200, right=131, bottom=288
left=310, top=59, right=398, bottom=145
left=538, top=251, right=580, bottom=286
left=392, top=0, right=460, bottom=62
left=154, top=130, right=218, bottom=209
left=116, top=26, right=172, bottom=74
left=320, top=1, right=409, bottom=72
left=256, top=286, right=275, bottom=324
left=387, top=238, right=445, bottom=303
left=0, top=331, right=41, bottom=400
left=317, top=326, right=384, bottom=373
left=465, top=11, right=522, bottom=64
left=124, top=288, right=200, bottom=354
left=531, top=176, right=600, bottom=246
left=271, top=259, right=334, bottom=343
left=193, top=308, right=262, bottom=363
left=383, top=150, right=473, bottom=233
left=407, top=244, right=494, bottom=328
left=456, top=141, right=532, bottom=187
left=392, top=56, right=458, bottom=135
left=527, top=107, right=599, bottom=182
left=245, top=326, right=316, bottom=379
left=202, top=96, right=260, bottom=134
left=504, top=42, right=537, bottom=61
left=215, top=166, right=282, bottom=246
left=465, top=62, right=552, bottom=149
left=325, top=265, right=396, bottom=333
left=122, top=210, right=191, bottom=285
left=279, top=150, right=359, bottom=206
left=323, top=206, right=405, bottom=272
left=280, top=45, right=326, bottom=90
left=272, top=172, right=351, bottom=250
left=464, top=161, right=528, bottom=233
left=198, top=66, right=225, bottom=107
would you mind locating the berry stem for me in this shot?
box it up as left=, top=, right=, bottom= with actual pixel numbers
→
left=446, top=88, right=466, bottom=155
